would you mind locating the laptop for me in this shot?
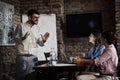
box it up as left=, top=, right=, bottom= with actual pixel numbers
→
left=61, top=52, right=74, bottom=63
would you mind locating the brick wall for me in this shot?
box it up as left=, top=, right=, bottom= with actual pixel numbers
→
left=63, top=0, right=116, bottom=56
left=0, top=0, right=20, bottom=80
left=0, top=0, right=120, bottom=80
left=115, top=0, right=120, bottom=56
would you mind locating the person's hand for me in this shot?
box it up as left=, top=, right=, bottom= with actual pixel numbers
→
left=73, top=56, right=81, bottom=65
left=44, top=32, right=49, bottom=40
left=41, top=32, right=49, bottom=42
left=22, top=32, right=30, bottom=40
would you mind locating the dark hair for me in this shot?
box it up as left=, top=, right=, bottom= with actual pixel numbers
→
left=91, top=29, right=102, bottom=46
left=102, top=31, right=115, bottom=45
left=27, top=9, right=39, bottom=16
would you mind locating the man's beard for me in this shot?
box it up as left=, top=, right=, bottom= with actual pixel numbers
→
left=32, top=21, right=38, bottom=25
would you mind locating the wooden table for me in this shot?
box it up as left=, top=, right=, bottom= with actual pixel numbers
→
left=33, top=63, right=90, bottom=80
left=33, top=63, right=89, bottom=71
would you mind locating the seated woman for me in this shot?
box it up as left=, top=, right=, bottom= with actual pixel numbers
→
left=83, top=30, right=105, bottom=72
left=86, top=30, right=105, bottom=59
left=75, top=30, right=105, bottom=78
left=73, top=31, right=119, bottom=80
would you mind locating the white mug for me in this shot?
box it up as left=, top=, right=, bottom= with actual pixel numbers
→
left=70, top=57, right=74, bottom=62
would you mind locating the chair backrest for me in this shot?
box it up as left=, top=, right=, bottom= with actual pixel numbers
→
left=44, top=52, right=51, bottom=61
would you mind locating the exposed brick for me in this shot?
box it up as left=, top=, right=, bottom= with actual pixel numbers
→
left=0, top=0, right=120, bottom=80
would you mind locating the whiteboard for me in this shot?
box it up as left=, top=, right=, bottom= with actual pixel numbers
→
left=22, top=14, right=57, bottom=60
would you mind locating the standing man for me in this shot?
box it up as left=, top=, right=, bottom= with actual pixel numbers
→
left=14, top=9, right=49, bottom=80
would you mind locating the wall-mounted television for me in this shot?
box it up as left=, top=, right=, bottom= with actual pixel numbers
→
left=66, top=13, right=103, bottom=37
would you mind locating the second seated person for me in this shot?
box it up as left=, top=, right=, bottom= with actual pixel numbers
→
left=14, top=9, right=49, bottom=80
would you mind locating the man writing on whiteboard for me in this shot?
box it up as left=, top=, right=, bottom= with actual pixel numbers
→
left=14, top=9, right=49, bottom=80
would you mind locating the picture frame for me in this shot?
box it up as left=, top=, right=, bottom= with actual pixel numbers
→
left=0, top=1, right=15, bottom=46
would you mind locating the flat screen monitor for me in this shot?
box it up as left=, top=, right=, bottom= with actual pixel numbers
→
left=66, top=13, right=103, bottom=37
